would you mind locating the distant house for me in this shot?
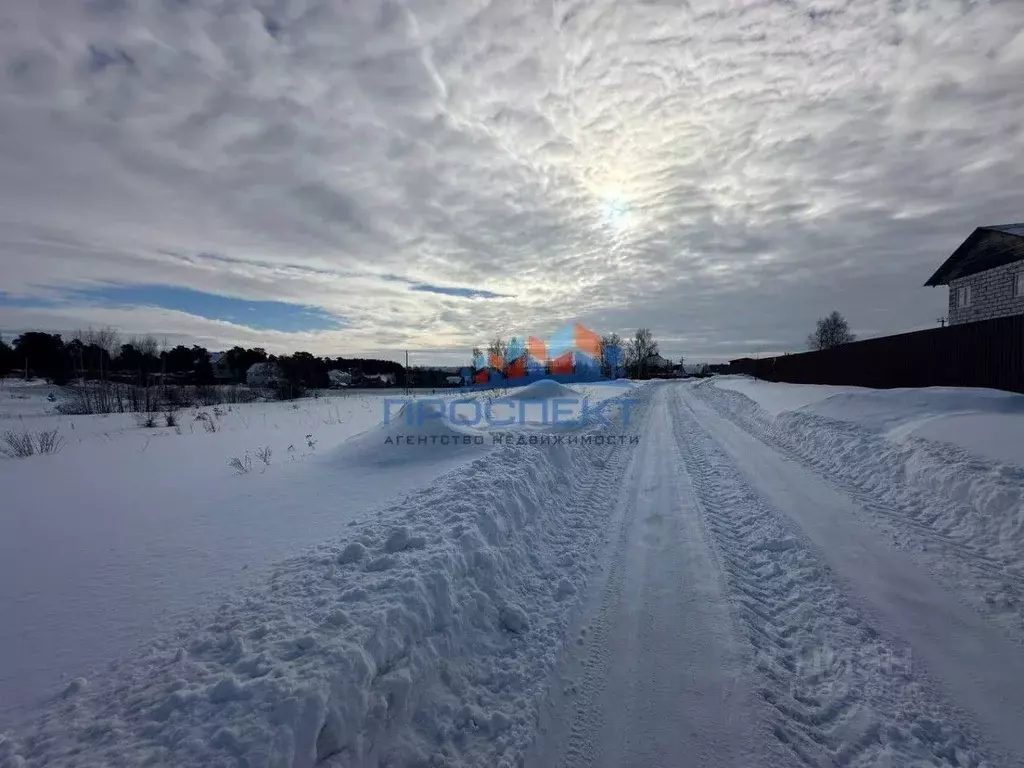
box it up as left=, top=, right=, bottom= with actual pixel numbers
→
left=926, top=224, right=1024, bottom=325
left=645, top=353, right=676, bottom=371
left=209, top=351, right=233, bottom=381
left=246, top=362, right=284, bottom=388
left=328, top=370, right=352, bottom=388
left=363, top=372, right=396, bottom=387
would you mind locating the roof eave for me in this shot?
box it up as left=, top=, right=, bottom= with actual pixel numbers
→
left=924, top=227, right=987, bottom=287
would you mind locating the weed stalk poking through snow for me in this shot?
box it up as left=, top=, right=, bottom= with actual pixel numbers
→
left=0, top=428, right=65, bottom=458
left=228, top=453, right=253, bottom=474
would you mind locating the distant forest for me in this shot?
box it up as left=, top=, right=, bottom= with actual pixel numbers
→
left=0, top=329, right=406, bottom=388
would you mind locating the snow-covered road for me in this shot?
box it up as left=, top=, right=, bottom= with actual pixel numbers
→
left=536, top=382, right=1024, bottom=768
left=6, top=379, right=1024, bottom=767
left=532, top=383, right=770, bottom=768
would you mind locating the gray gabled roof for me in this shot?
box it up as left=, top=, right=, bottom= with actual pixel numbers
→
left=925, top=224, right=1024, bottom=286
left=990, top=223, right=1024, bottom=236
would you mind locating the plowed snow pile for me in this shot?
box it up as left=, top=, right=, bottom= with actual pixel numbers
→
left=803, top=386, right=1024, bottom=466
left=714, top=376, right=1024, bottom=466
left=713, top=375, right=863, bottom=415
left=502, top=379, right=582, bottom=400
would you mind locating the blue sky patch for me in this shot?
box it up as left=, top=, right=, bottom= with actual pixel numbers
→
left=410, top=283, right=510, bottom=299
left=0, top=291, right=59, bottom=308
left=70, top=284, right=345, bottom=332
left=378, top=274, right=510, bottom=299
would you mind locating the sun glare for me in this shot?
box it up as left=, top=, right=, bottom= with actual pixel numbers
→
left=600, top=190, right=631, bottom=232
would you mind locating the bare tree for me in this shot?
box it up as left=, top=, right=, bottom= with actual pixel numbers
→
left=132, top=335, right=161, bottom=358
left=73, top=326, right=120, bottom=380
left=84, top=326, right=121, bottom=356
left=124, top=334, right=159, bottom=363
left=471, top=346, right=484, bottom=370
left=626, top=328, right=658, bottom=378
left=807, top=311, right=856, bottom=351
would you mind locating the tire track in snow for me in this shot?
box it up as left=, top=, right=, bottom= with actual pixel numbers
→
left=552, top=386, right=672, bottom=768
left=555, top=443, right=639, bottom=768
left=529, top=386, right=661, bottom=768
left=670, top=386, right=990, bottom=768
left=550, top=385, right=771, bottom=768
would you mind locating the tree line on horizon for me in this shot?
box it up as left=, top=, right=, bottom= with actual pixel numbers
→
left=0, top=311, right=856, bottom=389
left=0, top=328, right=404, bottom=389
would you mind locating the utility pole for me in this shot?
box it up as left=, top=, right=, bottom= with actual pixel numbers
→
left=937, top=317, right=947, bottom=328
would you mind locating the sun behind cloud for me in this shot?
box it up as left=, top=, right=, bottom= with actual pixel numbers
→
left=600, top=189, right=632, bottom=233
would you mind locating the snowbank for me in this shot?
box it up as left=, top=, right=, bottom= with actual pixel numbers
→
left=501, top=379, right=582, bottom=400
left=805, top=386, right=1024, bottom=425
left=1, top=388, right=648, bottom=767
left=911, top=413, right=1024, bottom=468
left=713, top=377, right=1024, bottom=468
left=801, top=387, right=1024, bottom=467
left=712, top=375, right=863, bottom=416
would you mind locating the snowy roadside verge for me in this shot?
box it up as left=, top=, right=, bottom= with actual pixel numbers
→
left=1, top=390, right=648, bottom=768
left=695, top=380, right=1024, bottom=636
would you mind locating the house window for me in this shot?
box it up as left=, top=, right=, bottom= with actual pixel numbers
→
left=956, top=285, right=972, bottom=308
left=1015, top=272, right=1024, bottom=298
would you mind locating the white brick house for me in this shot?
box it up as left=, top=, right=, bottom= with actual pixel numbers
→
left=246, top=361, right=285, bottom=388
left=926, top=224, right=1024, bottom=325
left=328, top=369, right=352, bottom=387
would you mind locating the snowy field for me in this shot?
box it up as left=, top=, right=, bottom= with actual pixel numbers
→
left=3, top=375, right=1024, bottom=767
left=0, top=378, right=634, bottom=731
left=0, top=382, right=460, bottom=726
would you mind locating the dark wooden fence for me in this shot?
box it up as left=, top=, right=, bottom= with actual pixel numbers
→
left=730, top=314, right=1024, bottom=394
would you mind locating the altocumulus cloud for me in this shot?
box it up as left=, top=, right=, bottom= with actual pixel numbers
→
left=1, top=0, right=1023, bottom=361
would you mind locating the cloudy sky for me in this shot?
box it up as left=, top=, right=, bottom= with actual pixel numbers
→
left=1, top=0, right=1022, bottom=364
